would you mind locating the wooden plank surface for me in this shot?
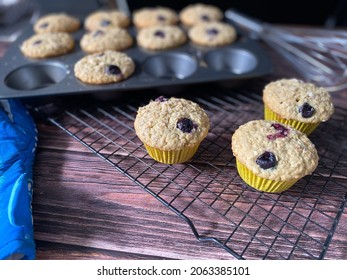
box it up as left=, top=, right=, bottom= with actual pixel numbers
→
left=31, top=99, right=347, bottom=260
left=32, top=124, right=236, bottom=260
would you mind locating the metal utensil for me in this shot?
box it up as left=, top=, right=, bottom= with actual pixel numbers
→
left=115, top=0, right=130, bottom=15
left=226, top=8, right=347, bottom=92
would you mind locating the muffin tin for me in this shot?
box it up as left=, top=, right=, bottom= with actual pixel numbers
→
left=0, top=11, right=272, bottom=99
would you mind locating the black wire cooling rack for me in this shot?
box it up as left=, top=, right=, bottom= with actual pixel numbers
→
left=36, top=81, right=347, bottom=260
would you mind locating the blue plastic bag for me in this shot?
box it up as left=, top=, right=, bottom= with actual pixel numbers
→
left=0, top=99, right=37, bottom=260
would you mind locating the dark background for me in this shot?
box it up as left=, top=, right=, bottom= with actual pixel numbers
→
left=32, top=0, right=347, bottom=27
left=129, top=0, right=347, bottom=27
left=127, top=0, right=343, bottom=26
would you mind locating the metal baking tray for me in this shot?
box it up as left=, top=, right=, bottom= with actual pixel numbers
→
left=0, top=11, right=272, bottom=100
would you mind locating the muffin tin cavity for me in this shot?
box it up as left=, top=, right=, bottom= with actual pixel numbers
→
left=0, top=10, right=272, bottom=99
left=143, top=53, right=198, bottom=79
left=204, top=48, right=257, bottom=74
left=5, top=62, right=68, bottom=91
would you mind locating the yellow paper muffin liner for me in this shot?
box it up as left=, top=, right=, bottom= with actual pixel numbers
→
left=236, top=159, right=298, bottom=193
left=144, top=143, right=200, bottom=164
left=264, top=105, right=320, bottom=135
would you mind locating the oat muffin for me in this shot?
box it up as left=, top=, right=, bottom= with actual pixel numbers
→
left=20, top=32, right=74, bottom=58
left=137, top=25, right=187, bottom=50
left=231, top=120, right=319, bottom=193
left=80, top=28, right=133, bottom=53
left=263, top=79, right=334, bottom=135
left=84, top=10, right=130, bottom=31
left=133, top=6, right=178, bottom=28
left=179, top=3, right=223, bottom=27
left=134, top=96, right=210, bottom=164
left=74, top=50, right=135, bottom=84
left=188, top=22, right=237, bottom=47
left=34, top=13, right=81, bottom=33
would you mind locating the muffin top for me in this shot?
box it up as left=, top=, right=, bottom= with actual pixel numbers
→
left=84, top=10, right=130, bottom=31
left=74, top=50, right=135, bottom=84
left=188, top=21, right=237, bottom=47
left=133, top=6, right=178, bottom=28
left=34, top=13, right=81, bottom=33
left=136, top=25, right=187, bottom=50
left=179, top=3, right=223, bottom=26
left=263, top=79, right=334, bottom=123
left=231, top=120, right=319, bottom=181
left=80, top=28, right=133, bottom=53
left=134, top=97, right=210, bottom=150
left=20, top=32, right=74, bottom=59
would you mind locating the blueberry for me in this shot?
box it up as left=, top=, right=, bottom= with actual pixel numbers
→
left=256, top=151, right=277, bottom=169
left=206, top=28, right=219, bottom=36
left=100, top=19, right=111, bottom=26
left=155, top=96, right=168, bottom=102
left=105, top=65, right=122, bottom=76
left=271, top=123, right=286, bottom=131
left=157, top=15, right=166, bottom=21
left=200, top=14, right=210, bottom=21
left=299, top=102, right=315, bottom=118
left=154, top=30, right=165, bottom=38
left=93, top=30, right=104, bottom=37
left=267, top=123, right=289, bottom=140
left=32, top=40, right=42, bottom=45
left=39, top=22, right=49, bottom=29
left=176, top=118, right=197, bottom=133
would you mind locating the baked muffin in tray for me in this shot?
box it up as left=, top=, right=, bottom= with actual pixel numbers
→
left=179, top=3, right=223, bottom=27
left=136, top=25, right=187, bottom=50
left=84, top=10, right=131, bottom=31
left=74, top=50, right=135, bottom=85
left=133, top=6, right=179, bottom=28
left=34, top=12, right=81, bottom=34
left=20, top=32, right=75, bottom=58
left=80, top=28, right=133, bottom=53
left=188, top=21, right=237, bottom=47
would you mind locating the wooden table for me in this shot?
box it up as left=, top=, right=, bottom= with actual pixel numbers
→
left=1, top=29, right=346, bottom=260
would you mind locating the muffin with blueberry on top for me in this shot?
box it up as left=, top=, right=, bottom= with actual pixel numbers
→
left=134, top=97, right=210, bottom=164
left=74, top=50, right=135, bottom=84
left=188, top=21, right=237, bottom=47
left=136, top=25, right=187, bottom=50
left=263, top=78, right=334, bottom=135
left=179, top=3, right=223, bottom=27
left=34, top=13, right=81, bottom=34
left=133, top=6, right=179, bottom=29
left=20, top=32, right=74, bottom=59
left=80, top=28, right=134, bottom=54
left=84, top=10, right=130, bottom=31
left=231, top=120, right=319, bottom=193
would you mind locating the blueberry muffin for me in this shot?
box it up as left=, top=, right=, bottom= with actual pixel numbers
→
left=84, top=10, right=130, bottom=31
left=20, top=32, right=74, bottom=58
left=231, top=120, right=319, bottom=193
left=179, top=3, right=223, bottom=27
left=74, top=50, right=135, bottom=84
left=188, top=22, right=237, bottom=47
left=34, top=13, right=81, bottom=33
left=80, top=28, right=133, bottom=53
left=133, top=6, right=178, bottom=28
left=263, top=79, right=334, bottom=135
left=134, top=96, right=210, bottom=164
left=136, top=25, right=187, bottom=50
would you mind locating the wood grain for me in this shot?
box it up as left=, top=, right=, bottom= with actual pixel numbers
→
left=31, top=83, right=347, bottom=259
left=32, top=125, right=236, bottom=260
